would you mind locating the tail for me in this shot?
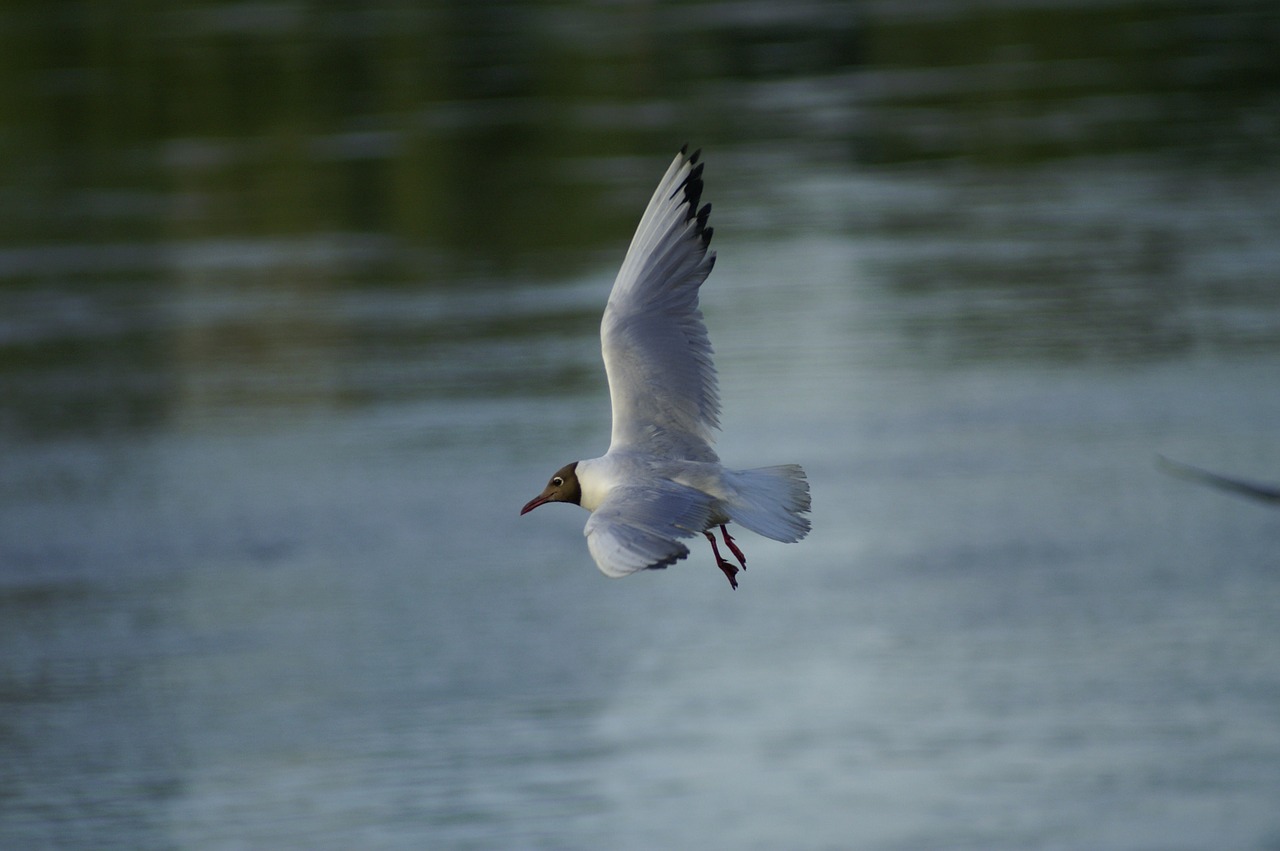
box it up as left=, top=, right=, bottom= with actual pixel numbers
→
left=724, top=464, right=812, bottom=543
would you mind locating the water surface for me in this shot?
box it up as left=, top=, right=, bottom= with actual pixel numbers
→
left=3, top=1, right=1280, bottom=848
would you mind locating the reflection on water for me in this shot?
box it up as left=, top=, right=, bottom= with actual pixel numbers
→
left=2, top=1, right=1280, bottom=849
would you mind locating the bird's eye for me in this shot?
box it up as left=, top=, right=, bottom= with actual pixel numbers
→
left=552, top=477, right=563, bottom=487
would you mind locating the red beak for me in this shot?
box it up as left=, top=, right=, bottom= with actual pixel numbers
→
left=520, top=494, right=549, bottom=515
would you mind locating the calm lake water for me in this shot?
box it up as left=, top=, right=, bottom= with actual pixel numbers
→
left=3, top=1, right=1280, bottom=849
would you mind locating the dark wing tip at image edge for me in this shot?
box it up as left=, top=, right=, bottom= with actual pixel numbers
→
left=1156, top=454, right=1280, bottom=505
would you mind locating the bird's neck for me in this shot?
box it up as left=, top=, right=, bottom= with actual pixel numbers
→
left=574, top=456, right=615, bottom=512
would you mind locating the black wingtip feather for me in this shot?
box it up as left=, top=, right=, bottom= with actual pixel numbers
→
left=676, top=163, right=705, bottom=212
left=669, top=147, right=714, bottom=245
left=647, top=546, right=691, bottom=571
left=679, top=143, right=689, bottom=156
left=679, top=162, right=704, bottom=191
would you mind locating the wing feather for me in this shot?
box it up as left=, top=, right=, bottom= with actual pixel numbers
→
left=583, top=481, right=715, bottom=578
left=602, top=148, right=720, bottom=462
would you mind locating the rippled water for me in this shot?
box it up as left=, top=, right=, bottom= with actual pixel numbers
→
left=3, top=1, right=1280, bottom=848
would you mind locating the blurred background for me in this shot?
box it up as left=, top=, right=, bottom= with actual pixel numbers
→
left=2, top=0, right=1279, bottom=848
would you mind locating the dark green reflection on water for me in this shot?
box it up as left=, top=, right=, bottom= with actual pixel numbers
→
left=0, top=0, right=1277, bottom=439
left=858, top=1, right=1280, bottom=163
left=5, top=1, right=1273, bottom=257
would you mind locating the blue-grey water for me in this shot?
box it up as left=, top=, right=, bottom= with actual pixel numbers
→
left=3, top=2, right=1280, bottom=849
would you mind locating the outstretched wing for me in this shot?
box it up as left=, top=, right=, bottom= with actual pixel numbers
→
left=602, top=147, right=720, bottom=462
left=583, top=481, right=715, bottom=578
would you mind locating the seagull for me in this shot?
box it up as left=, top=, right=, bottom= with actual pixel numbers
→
left=520, top=146, right=811, bottom=588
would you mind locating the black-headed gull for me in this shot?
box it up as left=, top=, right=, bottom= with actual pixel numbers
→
left=521, top=146, right=811, bottom=588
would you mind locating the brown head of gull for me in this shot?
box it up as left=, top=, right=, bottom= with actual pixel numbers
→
left=521, top=462, right=582, bottom=514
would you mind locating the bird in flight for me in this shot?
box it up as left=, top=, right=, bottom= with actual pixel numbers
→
left=521, top=146, right=811, bottom=588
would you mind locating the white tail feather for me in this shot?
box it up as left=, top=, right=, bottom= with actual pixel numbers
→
left=724, top=465, right=811, bottom=543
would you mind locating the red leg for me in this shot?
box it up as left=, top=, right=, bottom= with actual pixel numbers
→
left=720, top=525, right=747, bottom=569
left=703, top=531, right=739, bottom=589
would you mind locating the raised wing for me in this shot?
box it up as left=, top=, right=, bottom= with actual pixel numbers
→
left=602, top=147, right=720, bottom=462
left=583, top=481, right=715, bottom=578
